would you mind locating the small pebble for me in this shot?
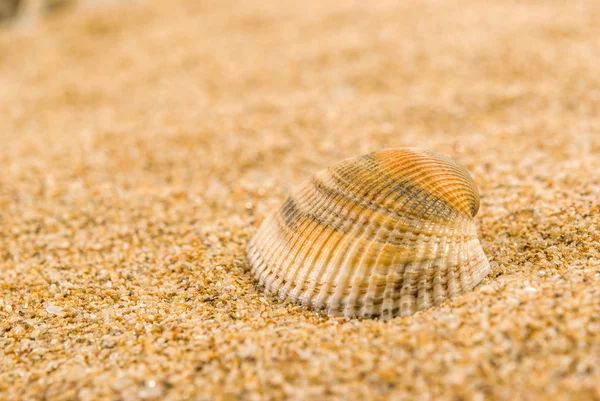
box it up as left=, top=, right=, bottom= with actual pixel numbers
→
left=479, top=285, right=495, bottom=294
left=46, top=305, right=65, bottom=317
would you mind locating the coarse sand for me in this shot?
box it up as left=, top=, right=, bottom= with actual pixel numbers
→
left=0, top=0, right=599, bottom=400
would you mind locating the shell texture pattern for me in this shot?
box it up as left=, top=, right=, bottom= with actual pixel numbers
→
left=247, top=148, right=491, bottom=319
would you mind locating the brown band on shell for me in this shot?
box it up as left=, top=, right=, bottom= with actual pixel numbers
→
left=374, top=148, right=480, bottom=217
left=328, top=149, right=477, bottom=223
left=277, top=173, right=474, bottom=247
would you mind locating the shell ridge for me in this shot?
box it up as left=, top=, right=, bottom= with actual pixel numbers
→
left=304, top=164, right=400, bottom=308
left=431, top=221, right=454, bottom=305
left=346, top=174, right=430, bottom=317
left=257, top=185, right=321, bottom=291
left=272, top=177, right=347, bottom=292
left=459, top=219, right=473, bottom=292
left=443, top=214, right=463, bottom=297
left=401, top=229, right=436, bottom=316
left=313, top=157, right=401, bottom=303
left=268, top=170, right=358, bottom=292
left=320, top=169, right=406, bottom=314
left=313, top=177, right=433, bottom=241
left=450, top=217, right=469, bottom=297
left=341, top=160, right=463, bottom=316
left=252, top=184, right=313, bottom=273
left=248, top=211, right=278, bottom=274
left=330, top=158, right=417, bottom=218
left=379, top=209, right=442, bottom=319
left=464, top=237, right=491, bottom=287
left=345, top=217, right=411, bottom=317
left=288, top=161, right=382, bottom=299
left=251, top=216, right=282, bottom=288
left=339, top=173, right=433, bottom=316
left=383, top=151, right=479, bottom=217
left=360, top=212, right=440, bottom=317
left=395, top=209, right=457, bottom=315
left=397, top=260, right=419, bottom=316
left=289, top=163, right=388, bottom=302
left=254, top=179, right=332, bottom=294
left=269, top=190, right=319, bottom=270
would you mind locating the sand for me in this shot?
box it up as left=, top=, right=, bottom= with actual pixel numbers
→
left=0, top=0, right=599, bottom=400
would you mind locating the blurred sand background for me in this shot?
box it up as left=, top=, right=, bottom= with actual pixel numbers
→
left=1, top=0, right=599, bottom=400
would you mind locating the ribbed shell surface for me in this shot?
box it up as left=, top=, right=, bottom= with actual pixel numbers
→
left=247, top=148, right=491, bottom=319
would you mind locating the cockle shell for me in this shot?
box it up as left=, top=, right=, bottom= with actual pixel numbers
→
left=247, top=147, right=490, bottom=319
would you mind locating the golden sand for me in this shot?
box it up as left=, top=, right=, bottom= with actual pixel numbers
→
left=0, top=0, right=599, bottom=399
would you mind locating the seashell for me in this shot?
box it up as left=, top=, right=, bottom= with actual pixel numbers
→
left=247, top=147, right=490, bottom=319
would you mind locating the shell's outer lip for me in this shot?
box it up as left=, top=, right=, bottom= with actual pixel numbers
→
left=247, top=147, right=491, bottom=319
